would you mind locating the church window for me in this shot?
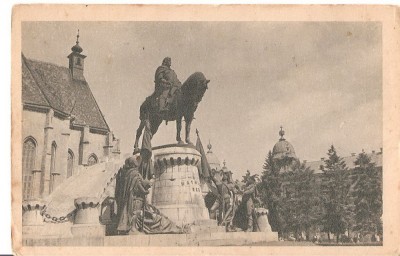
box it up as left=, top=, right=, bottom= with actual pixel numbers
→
left=22, top=137, right=36, bottom=200
left=88, top=154, right=98, bottom=166
left=67, top=149, right=74, bottom=178
left=49, top=141, right=57, bottom=193
left=75, top=57, right=81, bottom=66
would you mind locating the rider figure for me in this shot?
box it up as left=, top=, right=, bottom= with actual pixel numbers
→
left=152, top=57, right=182, bottom=111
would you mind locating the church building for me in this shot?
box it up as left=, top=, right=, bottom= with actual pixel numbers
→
left=22, top=32, right=120, bottom=200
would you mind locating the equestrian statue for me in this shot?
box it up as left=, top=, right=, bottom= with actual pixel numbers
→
left=133, top=57, right=210, bottom=153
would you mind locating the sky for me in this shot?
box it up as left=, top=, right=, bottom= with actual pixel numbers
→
left=21, top=21, right=382, bottom=178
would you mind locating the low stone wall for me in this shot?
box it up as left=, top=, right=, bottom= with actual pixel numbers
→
left=23, top=236, right=104, bottom=246
left=23, top=231, right=278, bottom=246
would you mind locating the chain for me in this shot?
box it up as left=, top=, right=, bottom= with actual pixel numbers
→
left=40, top=207, right=75, bottom=223
left=39, top=168, right=119, bottom=224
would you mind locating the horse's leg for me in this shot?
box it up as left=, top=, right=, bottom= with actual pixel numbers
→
left=150, top=117, right=163, bottom=136
left=134, top=119, right=145, bottom=153
left=185, top=116, right=193, bottom=145
left=176, top=116, right=184, bottom=144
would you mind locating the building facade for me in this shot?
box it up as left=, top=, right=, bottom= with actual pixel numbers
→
left=268, top=127, right=382, bottom=239
left=22, top=34, right=120, bottom=200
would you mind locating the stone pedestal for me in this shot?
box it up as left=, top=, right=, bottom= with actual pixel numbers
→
left=23, top=200, right=45, bottom=226
left=22, top=200, right=45, bottom=236
left=152, top=144, right=210, bottom=226
left=255, top=208, right=272, bottom=232
left=71, top=197, right=105, bottom=237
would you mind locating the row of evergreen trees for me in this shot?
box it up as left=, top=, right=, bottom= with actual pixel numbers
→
left=257, top=145, right=382, bottom=242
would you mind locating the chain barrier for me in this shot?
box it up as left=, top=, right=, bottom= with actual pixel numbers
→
left=40, top=207, right=74, bottom=224
left=39, top=166, right=120, bottom=224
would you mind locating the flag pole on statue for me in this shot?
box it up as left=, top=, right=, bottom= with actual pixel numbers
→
left=195, top=129, right=211, bottom=178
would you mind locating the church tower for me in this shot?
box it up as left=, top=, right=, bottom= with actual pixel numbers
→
left=67, top=29, right=86, bottom=81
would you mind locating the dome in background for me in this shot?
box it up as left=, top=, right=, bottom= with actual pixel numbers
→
left=272, top=126, right=297, bottom=160
left=206, top=141, right=221, bottom=171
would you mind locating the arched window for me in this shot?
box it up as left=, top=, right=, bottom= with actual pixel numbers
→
left=22, top=137, right=36, bottom=200
left=49, top=142, right=57, bottom=193
left=67, top=149, right=74, bottom=178
left=87, top=154, right=98, bottom=166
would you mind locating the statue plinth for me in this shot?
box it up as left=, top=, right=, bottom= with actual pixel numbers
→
left=71, top=197, right=105, bottom=237
left=151, top=144, right=210, bottom=226
left=22, top=200, right=46, bottom=237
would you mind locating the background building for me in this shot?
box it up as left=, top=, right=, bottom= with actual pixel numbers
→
left=264, top=127, right=382, bottom=240
left=22, top=33, right=120, bottom=200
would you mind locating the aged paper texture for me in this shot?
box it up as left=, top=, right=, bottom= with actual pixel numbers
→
left=11, top=4, right=400, bottom=256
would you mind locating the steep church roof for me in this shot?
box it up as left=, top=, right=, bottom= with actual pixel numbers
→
left=22, top=54, right=110, bottom=132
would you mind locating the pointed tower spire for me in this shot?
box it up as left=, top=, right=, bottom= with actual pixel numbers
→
left=71, top=29, right=83, bottom=53
left=68, top=29, right=86, bottom=80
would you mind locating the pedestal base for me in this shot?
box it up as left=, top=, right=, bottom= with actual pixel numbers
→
left=23, top=225, right=45, bottom=237
left=152, top=144, right=210, bottom=225
left=71, top=224, right=105, bottom=237
left=156, top=204, right=210, bottom=226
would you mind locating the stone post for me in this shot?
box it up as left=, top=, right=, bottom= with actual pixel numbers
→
left=71, top=197, right=105, bottom=237
left=151, top=144, right=210, bottom=226
left=255, top=208, right=272, bottom=232
left=22, top=200, right=45, bottom=236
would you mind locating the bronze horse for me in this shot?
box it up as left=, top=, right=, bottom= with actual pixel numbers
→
left=133, top=72, right=210, bottom=151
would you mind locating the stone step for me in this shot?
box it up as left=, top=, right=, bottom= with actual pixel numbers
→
left=193, top=219, right=218, bottom=226
left=198, top=238, right=241, bottom=246
left=24, top=230, right=279, bottom=246
left=188, top=224, right=225, bottom=234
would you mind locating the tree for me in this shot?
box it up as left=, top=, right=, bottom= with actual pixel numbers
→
left=320, top=145, right=352, bottom=243
left=259, top=152, right=321, bottom=240
left=352, top=152, right=382, bottom=237
left=279, top=160, right=321, bottom=240
left=294, top=163, right=322, bottom=240
left=259, top=151, right=285, bottom=237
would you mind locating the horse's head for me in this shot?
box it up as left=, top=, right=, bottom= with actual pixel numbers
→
left=182, top=72, right=210, bottom=105
left=194, top=77, right=210, bottom=104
